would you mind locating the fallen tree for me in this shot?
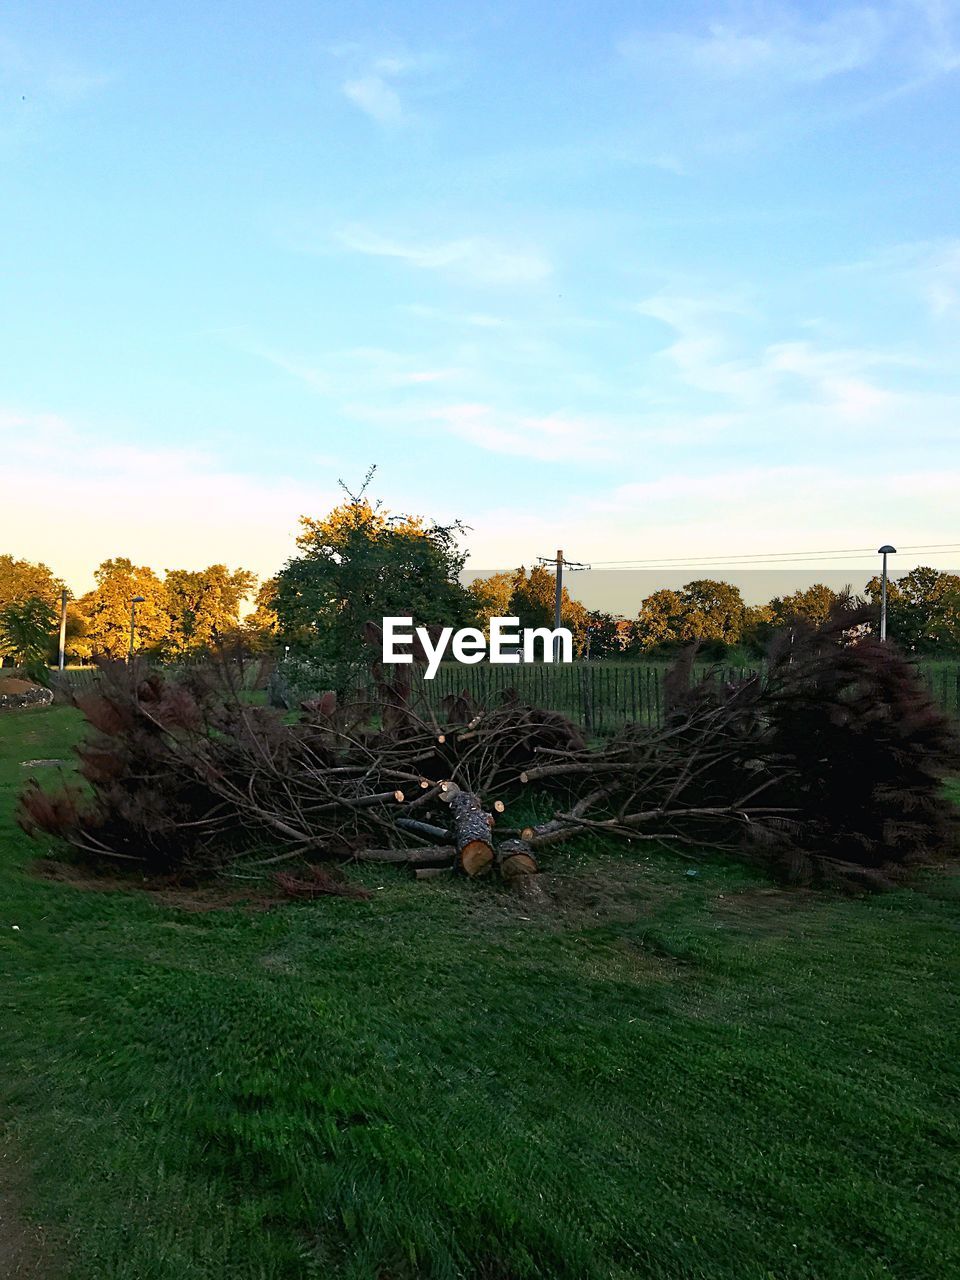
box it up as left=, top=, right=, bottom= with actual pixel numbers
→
left=17, top=616, right=960, bottom=892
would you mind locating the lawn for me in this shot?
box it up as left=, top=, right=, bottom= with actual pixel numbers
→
left=1, top=707, right=959, bottom=1279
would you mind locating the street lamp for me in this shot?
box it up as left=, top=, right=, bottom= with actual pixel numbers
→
left=877, top=545, right=896, bottom=642
left=129, top=596, right=146, bottom=660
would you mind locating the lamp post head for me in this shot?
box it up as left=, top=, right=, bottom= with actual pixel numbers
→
left=877, top=545, right=896, bottom=555
left=131, top=595, right=146, bottom=604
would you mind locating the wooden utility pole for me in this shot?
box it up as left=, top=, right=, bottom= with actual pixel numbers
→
left=553, top=548, right=563, bottom=661
left=536, top=549, right=590, bottom=661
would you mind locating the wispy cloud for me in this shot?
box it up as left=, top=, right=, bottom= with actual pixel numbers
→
left=635, top=290, right=925, bottom=421
left=621, top=8, right=887, bottom=87
left=342, top=73, right=404, bottom=124
left=838, top=237, right=960, bottom=315
left=428, top=403, right=613, bottom=462
left=616, top=3, right=960, bottom=156
left=338, top=226, right=552, bottom=286
left=332, top=48, right=445, bottom=126
left=246, top=342, right=461, bottom=394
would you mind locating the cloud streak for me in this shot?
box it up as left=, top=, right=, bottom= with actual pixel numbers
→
left=338, top=226, right=552, bottom=286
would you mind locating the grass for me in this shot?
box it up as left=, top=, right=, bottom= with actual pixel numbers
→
left=1, top=708, right=959, bottom=1279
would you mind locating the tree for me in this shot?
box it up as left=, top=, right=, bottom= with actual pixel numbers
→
left=584, top=610, right=621, bottom=659
left=468, top=571, right=514, bottom=635
left=164, top=565, right=256, bottom=654
left=741, top=603, right=776, bottom=656
left=273, top=474, right=474, bottom=667
left=770, top=583, right=840, bottom=628
left=82, top=559, right=171, bottom=659
left=630, top=580, right=746, bottom=655
left=630, top=589, right=686, bottom=653
left=0, top=555, right=64, bottom=610
left=243, top=577, right=280, bottom=651
left=0, top=596, right=57, bottom=666
left=507, top=565, right=590, bottom=651
left=864, top=566, right=960, bottom=652
left=676, top=579, right=745, bottom=643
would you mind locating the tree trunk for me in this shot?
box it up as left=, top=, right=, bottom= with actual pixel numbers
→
left=447, top=790, right=495, bottom=876
left=497, top=838, right=539, bottom=881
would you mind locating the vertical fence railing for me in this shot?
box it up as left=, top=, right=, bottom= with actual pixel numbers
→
left=47, top=659, right=960, bottom=729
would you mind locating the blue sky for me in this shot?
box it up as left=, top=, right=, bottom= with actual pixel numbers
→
left=2, top=0, right=959, bottom=593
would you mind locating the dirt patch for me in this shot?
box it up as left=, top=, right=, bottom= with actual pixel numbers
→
left=545, top=862, right=682, bottom=926
left=0, top=680, right=38, bottom=697
left=0, top=1149, right=59, bottom=1278
left=30, top=859, right=289, bottom=913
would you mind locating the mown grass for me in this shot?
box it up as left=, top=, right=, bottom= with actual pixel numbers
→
left=1, top=707, right=959, bottom=1279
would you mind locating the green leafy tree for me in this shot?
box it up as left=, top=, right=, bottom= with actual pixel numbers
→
left=676, top=579, right=745, bottom=643
left=273, top=474, right=474, bottom=666
left=81, top=559, right=171, bottom=659
left=865, top=566, right=960, bottom=652
left=0, top=596, right=57, bottom=667
left=164, top=565, right=257, bottom=654
left=584, top=609, right=621, bottom=659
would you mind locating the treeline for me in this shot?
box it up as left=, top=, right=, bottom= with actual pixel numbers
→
left=0, top=554, right=274, bottom=670
left=468, top=567, right=960, bottom=659
left=4, top=484, right=959, bottom=672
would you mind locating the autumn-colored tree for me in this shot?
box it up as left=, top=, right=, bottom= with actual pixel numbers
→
left=273, top=472, right=473, bottom=666
left=164, top=565, right=257, bottom=654
left=507, top=565, right=591, bottom=651
left=62, top=600, right=94, bottom=663
left=631, top=580, right=745, bottom=653
left=0, top=597, right=57, bottom=666
left=741, top=602, right=777, bottom=656
left=0, top=555, right=64, bottom=610
left=243, top=577, right=280, bottom=651
left=81, top=559, right=171, bottom=659
left=468, top=571, right=514, bottom=634
left=864, top=566, right=960, bottom=652
left=631, top=588, right=685, bottom=652
left=770, top=583, right=840, bottom=628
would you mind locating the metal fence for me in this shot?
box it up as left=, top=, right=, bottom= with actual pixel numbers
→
left=281, top=660, right=960, bottom=734
left=49, top=659, right=960, bottom=733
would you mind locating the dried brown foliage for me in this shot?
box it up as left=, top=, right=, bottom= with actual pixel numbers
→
left=17, top=622, right=959, bottom=892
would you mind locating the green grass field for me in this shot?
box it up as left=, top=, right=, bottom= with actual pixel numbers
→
left=1, top=707, right=959, bottom=1278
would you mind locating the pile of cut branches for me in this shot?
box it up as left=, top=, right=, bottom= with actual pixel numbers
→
left=18, top=617, right=959, bottom=892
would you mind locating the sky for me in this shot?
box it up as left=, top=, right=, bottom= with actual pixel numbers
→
left=2, top=0, right=959, bottom=597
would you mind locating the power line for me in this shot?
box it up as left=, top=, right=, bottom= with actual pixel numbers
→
left=587, top=542, right=960, bottom=569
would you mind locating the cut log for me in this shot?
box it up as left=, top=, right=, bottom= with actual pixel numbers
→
left=395, top=817, right=450, bottom=842
left=447, top=790, right=495, bottom=876
left=350, top=846, right=455, bottom=867
left=497, top=838, right=539, bottom=881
